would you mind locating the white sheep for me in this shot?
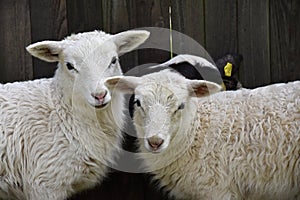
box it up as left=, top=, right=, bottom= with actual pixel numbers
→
left=106, top=69, right=300, bottom=200
left=0, top=29, right=149, bottom=200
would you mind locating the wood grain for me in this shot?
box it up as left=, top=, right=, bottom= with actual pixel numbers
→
left=66, top=0, right=103, bottom=33
left=205, top=0, right=238, bottom=59
left=270, top=0, right=300, bottom=83
left=134, top=0, right=171, bottom=67
left=172, top=0, right=205, bottom=48
left=238, top=0, right=271, bottom=88
left=0, top=0, right=33, bottom=83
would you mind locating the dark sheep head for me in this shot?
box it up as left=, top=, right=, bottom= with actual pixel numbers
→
left=214, top=53, right=243, bottom=90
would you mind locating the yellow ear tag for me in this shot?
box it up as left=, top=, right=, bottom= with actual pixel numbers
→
left=224, top=62, right=233, bottom=77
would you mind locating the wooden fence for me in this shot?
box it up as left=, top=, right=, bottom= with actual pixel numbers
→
left=0, top=0, right=299, bottom=199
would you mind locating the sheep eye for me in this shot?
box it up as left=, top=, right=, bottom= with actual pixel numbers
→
left=111, top=57, right=118, bottom=65
left=173, top=103, right=185, bottom=115
left=66, top=62, right=75, bottom=71
left=177, top=103, right=185, bottom=110
left=134, top=99, right=141, bottom=107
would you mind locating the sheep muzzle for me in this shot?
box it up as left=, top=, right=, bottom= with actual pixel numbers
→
left=147, top=136, right=164, bottom=151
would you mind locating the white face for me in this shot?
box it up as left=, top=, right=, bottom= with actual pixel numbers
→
left=26, top=30, right=150, bottom=110
left=133, top=83, right=189, bottom=153
left=105, top=70, right=222, bottom=154
left=61, top=40, right=122, bottom=109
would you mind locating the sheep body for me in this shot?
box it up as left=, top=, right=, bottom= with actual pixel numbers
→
left=0, top=30, right=149, bottom=200
left=107, top=70, right=300, bottom=200
left=1, top=78, right=119, bottom=199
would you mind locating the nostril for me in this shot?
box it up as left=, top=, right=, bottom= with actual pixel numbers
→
left=147, top=136, right=164, bottom=150
left=92, top=91, right=107, bottom=100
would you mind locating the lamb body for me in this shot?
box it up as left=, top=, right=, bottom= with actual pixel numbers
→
left=106, top=70, right=300, bottom=200
left=0, top=30, right=149, bottom=199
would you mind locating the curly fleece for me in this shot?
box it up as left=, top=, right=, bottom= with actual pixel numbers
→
left=135, top=71, right=300, bottom=200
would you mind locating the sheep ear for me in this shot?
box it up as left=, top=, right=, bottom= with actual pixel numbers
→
left=111, top=30, right=150, bottom=55
left=105, top=76, right=141, bottom=93
left=188, top=80, right=222, bottom=97
left=26, top=41, right=62, bottom=62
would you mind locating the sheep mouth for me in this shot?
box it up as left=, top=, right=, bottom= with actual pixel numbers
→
left=149, top=149, right=163, bottom=154
left=145, top=145, right=165, bottom=153
left=93, top=102, right=109, bottom=109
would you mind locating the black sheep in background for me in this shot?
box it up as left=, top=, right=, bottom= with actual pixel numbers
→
left=214, top=53, right=243, bottom=90
left=166, top=53, right=243, bottom=90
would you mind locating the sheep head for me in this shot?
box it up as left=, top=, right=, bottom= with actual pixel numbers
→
left=26, top=30, right=149, bottom=110
left=105, top=70, right=222, bottom=153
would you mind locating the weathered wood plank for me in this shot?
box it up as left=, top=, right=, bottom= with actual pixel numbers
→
left=134, top=0, right=171, bottom=67
left=30, top=0, right=68, bottom=79
left=270, top=0, right=300, bottom=83
left=102, top=0, right=132, bottom=33
left=135, top=0, right=170, bottom=27
left=238, top=0, right=271, bottom=88
left=0, top=0, right=33, bottom=83
left=205, top=0, right=238, bottom=59
left=66, top=0, right=103, bottom=33
left=172, top=0, right=205, bottom=49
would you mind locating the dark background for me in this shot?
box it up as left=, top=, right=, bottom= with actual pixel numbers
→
left=0, top=0, right=299, bottom=199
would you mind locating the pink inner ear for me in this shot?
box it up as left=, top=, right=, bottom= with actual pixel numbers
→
left=195, top=85, right=209, bottom=96
left=106, top=78, right=136, bottom=94
left=39, top=47, right=57, bottom=58
left=106, top=78, right=120, bottom=86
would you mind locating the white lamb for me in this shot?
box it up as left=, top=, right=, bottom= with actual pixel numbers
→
left=0, top=29, right=149, bottom=200
left=106, top=69, right=300, bottom=200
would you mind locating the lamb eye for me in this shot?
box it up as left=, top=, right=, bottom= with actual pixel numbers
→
left=177, top=103, right=185, bottom=110
left=111, top=56, right=117, bottom=65
left=134, top=99, right=141, bottom=107
left=173, top=103, right=185, bottom=115
left=66, top=62, right=75, bottom=70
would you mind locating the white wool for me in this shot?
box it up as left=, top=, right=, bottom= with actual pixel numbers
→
left=106, top=70, right=300, bottom=200
left=0, top=30, right=149, bottom=200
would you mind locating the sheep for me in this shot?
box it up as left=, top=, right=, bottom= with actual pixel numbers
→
left=161, top=53, right=243, bottom=90
left=126, top=54, right=224, bottom=119
left=126, top=54, right=223, bottom=83
left=106, top=69, right=300, bottom=200
left=126, top=54, right=243, bottom=120
left=0, top=29, right=149, bottom=200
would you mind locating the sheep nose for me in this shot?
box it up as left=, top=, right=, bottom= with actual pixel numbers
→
left=147, top=136, right=164, bottom=150
left=92, top=90, right=107, bottom=101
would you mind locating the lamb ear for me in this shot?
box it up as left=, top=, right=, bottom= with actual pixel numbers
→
left=111, top=30, right=150, bottom=55
left=188, top=80, right=222, bottom=97
left=105, top=76, right=141, bottom=93
left=26, top=41, right=62, bottom=62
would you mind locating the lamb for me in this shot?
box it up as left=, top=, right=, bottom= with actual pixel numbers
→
left=106, top=69, right=300, bottom=200
left=161, top=53, right=243, bottom=90
left=127, top=54, right=242, bottom=120
left=127, top=54, right=224, bottom=119
left=0, top=29, right=149, bottom=200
